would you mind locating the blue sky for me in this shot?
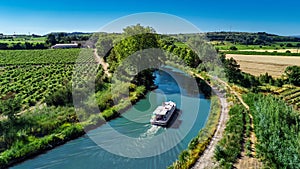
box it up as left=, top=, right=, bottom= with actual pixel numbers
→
left=0, top=0, right=299, bottom=35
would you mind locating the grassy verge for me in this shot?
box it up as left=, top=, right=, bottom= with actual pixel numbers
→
left=168, top=95, right=221, bottom=169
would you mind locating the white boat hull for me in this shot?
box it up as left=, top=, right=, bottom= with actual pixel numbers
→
left=150, top=101, right=176, bottom=126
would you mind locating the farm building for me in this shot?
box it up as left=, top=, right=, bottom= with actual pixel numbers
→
left=51, top=43, right=79, bottom=49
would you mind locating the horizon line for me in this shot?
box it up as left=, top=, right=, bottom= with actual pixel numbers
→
left=1, top=31, right=299, bottom=37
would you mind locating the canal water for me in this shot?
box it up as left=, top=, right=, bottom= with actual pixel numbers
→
left=12, top=66, right=211, bottom=169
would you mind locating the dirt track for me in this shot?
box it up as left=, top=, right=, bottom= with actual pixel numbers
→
left=192, top=78, right=229, bottom=169
left=192, top=88, right=229, bottom=169
left=94, top=49, right=111, bottom=77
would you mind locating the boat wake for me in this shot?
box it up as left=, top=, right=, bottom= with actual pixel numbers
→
left=139, top=125, right=162, bottom=138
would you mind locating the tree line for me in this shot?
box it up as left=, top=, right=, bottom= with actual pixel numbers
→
left=206, top=32, right=300, bottom=45
left=0, top=42, right=47, bottom=50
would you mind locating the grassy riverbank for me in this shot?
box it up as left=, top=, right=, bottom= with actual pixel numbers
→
left=168, top=95, right=221, bottom=169
left=0, top=83, right=146, bottom=168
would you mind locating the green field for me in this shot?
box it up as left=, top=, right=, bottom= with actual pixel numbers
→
left=223, top=50, right=300, bottom=56
left=0, top=64, right=74, bottom=107
left=213, top=41, right=300, bottom=51
left=0, top=49, right=95, bottom=65
left=0, top=37, right=46, bottom=44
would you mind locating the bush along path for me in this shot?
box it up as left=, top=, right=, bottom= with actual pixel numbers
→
left=211, top=82, right=262, bottom=168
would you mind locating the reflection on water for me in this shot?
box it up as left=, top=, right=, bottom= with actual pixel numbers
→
left=12, top=66, right=211, bottom=169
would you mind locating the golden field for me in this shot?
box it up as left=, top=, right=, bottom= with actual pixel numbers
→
left=226, top=54, right=300, bottom=77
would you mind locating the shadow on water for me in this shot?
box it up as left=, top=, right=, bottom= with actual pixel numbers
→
left=165, top=109, right=182, bottom=129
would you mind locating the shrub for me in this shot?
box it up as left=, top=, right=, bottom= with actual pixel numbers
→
left=229, top=46, right=238, bottom=51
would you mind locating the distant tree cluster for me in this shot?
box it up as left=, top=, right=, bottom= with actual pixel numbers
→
left=46, top=33, right=91, bottom=46
left=206, top=32, right=300, bottom=45
left=0, top=42, right=47, bottom=50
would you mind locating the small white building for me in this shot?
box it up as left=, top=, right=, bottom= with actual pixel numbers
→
left=51, top=43, right=78, bottom=49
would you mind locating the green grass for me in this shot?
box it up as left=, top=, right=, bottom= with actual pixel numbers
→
left=223, top=50, right=300, bottom=56
left=174, top=42, right=188, bottom=48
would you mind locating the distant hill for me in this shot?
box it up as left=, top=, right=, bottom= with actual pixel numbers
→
left=46, top=32, right=93, bottom=36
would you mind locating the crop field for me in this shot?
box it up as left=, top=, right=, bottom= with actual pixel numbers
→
left=0, top=49, right=96, bottom=65
left=226, top=54, right=300, bottom=77
left=239, top=48, right=299, bottom=53
left=0, top=37, right=46, bottom=43
left=272, top=86, right=300, bottom=110
left=0, top=48, right=96, bottom=109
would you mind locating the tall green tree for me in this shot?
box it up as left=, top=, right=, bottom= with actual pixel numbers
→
left=223, top=57, right=242, bottom=83
left=106, top=25, right=161, bottom=89
left=96, top=37, right=113, bottom=57
left=46, top=34, right=57, bottom=46
left=123, top=24, right=156, bottom=36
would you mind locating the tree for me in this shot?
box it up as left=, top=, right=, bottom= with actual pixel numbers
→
left=259, top=72, right=273, bottom=84
left=45, top=84, right=73, bottom=106
left=0, top=97, right=22, bottom=122
left=286, top=43, right=293, bottom=47
left=57, top=33, right=66, bottom=43
left=107, top=26, right=161, bottom=89
left=96, top=37, right=113, bottom=57
left=185, top=49, right=201, bottom=68
left=223, top=57, right=242, bottom=83
left=284, top=66, right=300, bottom=86
left=0, top=43, right=8, bottom=49
left=123, top=24, right=156, bottom=36
left=46, top=34, right=57, bottom=46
